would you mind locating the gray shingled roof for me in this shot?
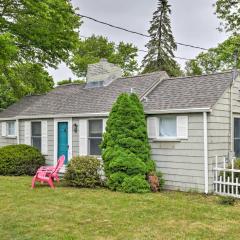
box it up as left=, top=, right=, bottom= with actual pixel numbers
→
left=0, top=71, right=235, bottom=119
left=143, top=71, right=234, bottom=111
left=0, top=71, right=165, bottom=118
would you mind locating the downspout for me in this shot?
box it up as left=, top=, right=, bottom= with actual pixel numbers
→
left=230, top=80, right=233, bottom=154
left=203, top=111, right=208, bottom=194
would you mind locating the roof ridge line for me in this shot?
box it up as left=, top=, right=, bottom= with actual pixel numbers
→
left=140, top=72, right=169, bottom=101
left=167, top=70, right=235, bottom=81
left=117, top=71, right=166, bottom=80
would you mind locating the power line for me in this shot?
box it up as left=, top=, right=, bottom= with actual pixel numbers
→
left=80, top=35, right=193, bottom=61
left=79, top=14, right=149, bottom=38
left=78, top=14, right=209, bottom=51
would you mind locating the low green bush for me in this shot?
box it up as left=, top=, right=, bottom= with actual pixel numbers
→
left=0, top=144, right=45, bottom=176
left=121, top=175, right=150, bottom=193
left=64, top=156, right=102, bottom=188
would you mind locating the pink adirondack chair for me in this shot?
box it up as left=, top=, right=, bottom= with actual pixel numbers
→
left=31, top=155, right=65, bottom=189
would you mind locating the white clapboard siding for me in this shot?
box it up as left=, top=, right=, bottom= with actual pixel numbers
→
left=103, top=118, right=107, bottom=133
left=79, top=119, right=88, bottom=155
left=177, top=116, right=188, bottom=139
left=24, top=121, right=31, bottom=145
left=1, top=122, right=6, bottom=137
left=41, top=120, right=48, bottom=155
left=147, top=117, right=159, bottom=139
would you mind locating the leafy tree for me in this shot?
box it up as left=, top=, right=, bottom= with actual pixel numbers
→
left=0, top=0, right=80, bottom=67
left=101, top=93, right=155, bottom=193
left=142, top=0, right=182, bottom=77
left=0, top=63, right=54, bottom=111
left=0, top=0, right=80, bottom=109
left=215, top=0, right=240, bottom=35
left=70, top=35, right=139, bottom=77
left=57, top=78, right=85, bottom=86
left=185, top=35, right=240, bottom=76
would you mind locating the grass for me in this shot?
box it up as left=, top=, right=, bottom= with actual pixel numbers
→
left=0, top=177, right=240, bottom=240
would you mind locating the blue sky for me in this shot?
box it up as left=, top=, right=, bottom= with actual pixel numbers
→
left=48, top=0, right=228, bottom=83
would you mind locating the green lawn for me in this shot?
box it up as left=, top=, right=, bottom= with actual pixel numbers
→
left=0, top=177, right=240, bottom=240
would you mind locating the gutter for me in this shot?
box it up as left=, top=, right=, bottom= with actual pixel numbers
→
left=145, top=107, right=211, bottom=114
left=0, top=108, right=212, bottom=121
left=0, top=112, right=110, bottom=121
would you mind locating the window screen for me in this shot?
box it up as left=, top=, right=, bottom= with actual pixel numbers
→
left=234, top=118, right=240, bottom=157
left=31, top=122, right=41, bottom=151
left=88, top=120, right=103, bottom=155
left=7, top=121, right=15, bottom=136
left=159, top=116, right=177, bottom=137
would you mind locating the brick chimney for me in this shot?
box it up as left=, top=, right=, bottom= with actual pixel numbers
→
left=86, top=59, right=122, bottom=87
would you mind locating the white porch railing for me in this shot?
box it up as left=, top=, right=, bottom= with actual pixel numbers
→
left=214, top=156, right=240, bottom=198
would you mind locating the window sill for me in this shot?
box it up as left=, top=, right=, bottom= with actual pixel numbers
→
left=152, top=138, right=182, bottom=142
left=5, top=135, right=17, bottom=139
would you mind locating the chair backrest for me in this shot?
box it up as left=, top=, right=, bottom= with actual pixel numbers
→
left=52, top=155, right=65, bottom=174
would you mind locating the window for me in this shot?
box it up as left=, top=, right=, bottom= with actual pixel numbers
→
left=31, top=122, right=41, bottom=151
left=88, top=120, right=103, bottom=155
left=234, top=118, right=240, bottom=157
left=7, top=121, right=15, bottom=136
left=159, top=116, right=177, bottom=137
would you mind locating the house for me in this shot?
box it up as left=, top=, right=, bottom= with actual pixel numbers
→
left=0, top=59, right=239, bottom=193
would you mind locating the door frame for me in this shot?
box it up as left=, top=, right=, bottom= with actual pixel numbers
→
left=54, top=118, right=72, bottom=167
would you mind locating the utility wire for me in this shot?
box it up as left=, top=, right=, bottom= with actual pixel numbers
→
left=80, top=34, right=193, bottom=61
left=78, top=14, right=209, bottom=51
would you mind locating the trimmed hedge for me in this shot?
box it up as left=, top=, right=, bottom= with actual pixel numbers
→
left=101, top=93, right=155, bottom=193
left=64, top=156, right=102, bottom=188
left=0, top=144, right=45, bottom=176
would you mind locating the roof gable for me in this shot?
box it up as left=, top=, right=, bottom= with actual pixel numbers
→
left=143, top=71, right=234, bottom=111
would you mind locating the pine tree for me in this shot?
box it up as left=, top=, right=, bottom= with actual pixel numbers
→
left=101, top=93, right=155, bottom=193
left=142, top=0, right=182, bottom=77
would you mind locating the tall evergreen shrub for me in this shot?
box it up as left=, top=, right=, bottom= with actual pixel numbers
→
left=101, top=93, right=155, bottom=193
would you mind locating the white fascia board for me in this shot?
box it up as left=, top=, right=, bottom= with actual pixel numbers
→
left=0, top=112, right=109, bottom=121
left=0, top=108, right=212, bottom=121
left=145, top=108, right=212, bottom=114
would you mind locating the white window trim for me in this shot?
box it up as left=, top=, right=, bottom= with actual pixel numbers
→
left=153, top=137, right=181, bottom=142
left=6, top=121, right=16, bottom=138
left=154, top=115, right=188, bottom=141
left=158, top=115, right=177, bottom=139
left=87, top=118, right=104, bottom=156
left=54, top=118, right=72, bottom=168
left=30, top=121, right=42, bottom=152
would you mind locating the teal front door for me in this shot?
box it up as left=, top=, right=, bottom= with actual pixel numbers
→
left=58, top=122, right=68, bottom=164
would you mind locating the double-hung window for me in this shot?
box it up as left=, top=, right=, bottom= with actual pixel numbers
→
left=159, top=115, right=177, bottom=138
left=7, top=121, right=16, bottom=137
left=88, top=120, right=103, bottom=155
left=31, top=122, right=41, bottom=151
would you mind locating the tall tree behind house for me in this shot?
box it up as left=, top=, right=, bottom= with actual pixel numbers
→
left=142, top=0, right=182, bottom=77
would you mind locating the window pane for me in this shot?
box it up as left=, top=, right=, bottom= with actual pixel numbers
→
left=31, top=122, right=41, bottom=151
left=159, top=116, right=176, bottom=137
left=7, top=121, right=15, bottom=135
left=89, top=138, right=102, bottom=155
left=234, top=118, right=240, bottom=138
left=32, top=137, right=41, bottom=151
left=89, top=120, right=103, bottom=137
left=32, top=122, right=41, bottom=136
